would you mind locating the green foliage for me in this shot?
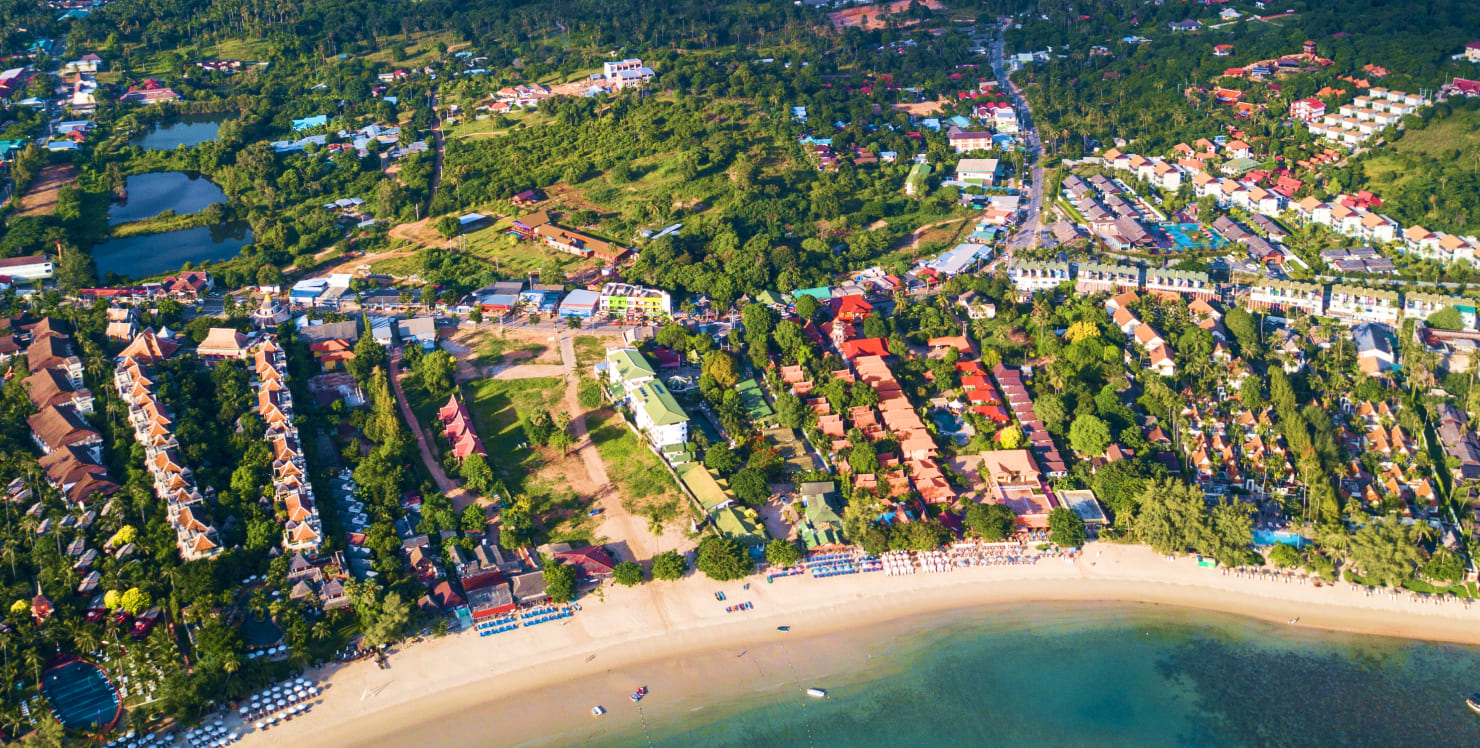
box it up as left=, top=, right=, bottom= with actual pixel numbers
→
left=1427, top=306, right=1465, bottom=331
left=705, top=443, right=741, bottom=475
left=544, top=561, right=579, bottom=603
left=964, top=502, right=1016, bottom=541
left=1349, top=518, right=1425, bottom=588
left=730, top=467, right=770, bottom=506
left=1268, top=543, right=1302, bottom=568
left=120, top=588, right=151, bottom=616
left=651, top=550, right=688, bottom=581
left=577, top=378, right=604, bottom=409
left=695, top=536, right=753, bottom=581
left=1068, top=413, right=1112, bottom=456
left=613, top=561, right=644, bottom=587
left=460, top=453, right=495, bottom=493
left=1048, top=508, right=1086, bottom=548
left=435, top=215, right=461, bottom=238
left=764, top=539, right=802, bottom=568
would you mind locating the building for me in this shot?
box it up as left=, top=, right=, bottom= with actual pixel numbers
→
left=947, top=128, right=994, bottom=154
left=601, top=348, right=657, bottom=395
left=1247, top=280, right=1325, bottom=317
left=0, top=254, right=53, bottom=281
left=196, top=328, right=251, bottom=360
left=558, top=289, right=601, bottom=318
left=1326, top=284, right=1400, bottom=324
left=599, top=283, right=671, bottom=318
left=631, top=381, right=689, bottom=447
left=602, top=58, right=654, bottom=88
left=1010, top=260, right=1073, bottom=297
left=1290, top=98, right=1327, bottom=123
left=955, top=158, right=1001, bottom=185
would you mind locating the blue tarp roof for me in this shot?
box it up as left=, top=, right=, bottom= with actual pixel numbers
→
left=292, top=114, right=329, bottom=131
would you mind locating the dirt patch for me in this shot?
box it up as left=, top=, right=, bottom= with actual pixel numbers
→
left=17, top=165, right=78, bottom=217
left=389, top=217, right=455, bottom=248
left=543, top=183, right=606, bottom=216
left=829, top=0, right=943, bottom=30
left=893, top=98, right=950, bottom=116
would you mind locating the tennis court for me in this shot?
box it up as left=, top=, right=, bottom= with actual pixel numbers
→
left=41, top=659, right=121, bottom=730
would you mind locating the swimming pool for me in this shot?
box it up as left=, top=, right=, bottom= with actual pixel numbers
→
left=1163, top=223, right=1227, bottom=250
left=1252, top=530, right=1308, bottom=547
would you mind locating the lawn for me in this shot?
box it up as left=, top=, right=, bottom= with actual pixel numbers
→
left=460, top=225, right=595, bottom=279
left=572, top=335, right=606, bottom=369
left=472, top=330, right=550, bottom=366
left=587, top=407, right=683, bottom=528
left=465, top=376, right=567, bottom=486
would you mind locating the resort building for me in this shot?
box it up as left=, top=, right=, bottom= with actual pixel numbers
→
left=631, top=381, right=689, bottom=448
left=599, top=283, right=672, bottom=318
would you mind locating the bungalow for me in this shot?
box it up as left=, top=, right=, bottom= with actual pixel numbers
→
left=956, top=158, right=1001, bottom=185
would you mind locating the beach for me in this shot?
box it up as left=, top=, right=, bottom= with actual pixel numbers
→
left=238, top=543, right=1480, bottom=747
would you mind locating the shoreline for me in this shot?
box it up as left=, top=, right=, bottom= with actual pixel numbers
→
left=239, top=543, right=1480, bottom=748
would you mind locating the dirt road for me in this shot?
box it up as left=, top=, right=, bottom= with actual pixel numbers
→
left=388, top=350, right=474, bottom=510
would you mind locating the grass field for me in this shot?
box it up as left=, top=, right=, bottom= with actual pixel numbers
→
left=587, top=407, right=683, bottom=528
left=572, top=336, right=606, bottom=369
left=465, top=376, right=567, bottom=484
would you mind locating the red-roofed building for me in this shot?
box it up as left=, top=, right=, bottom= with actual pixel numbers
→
left=840, top=337, right=890, bottom=360
left=1290, top=98, right=1326, bottom=123
left=831, top=295, right=874, bottom=322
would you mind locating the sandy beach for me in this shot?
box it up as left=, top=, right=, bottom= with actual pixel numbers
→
left=236, top=543, right=1480, bottom=748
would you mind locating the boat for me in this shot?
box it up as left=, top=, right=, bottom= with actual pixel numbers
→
left=591, top=706, right=606, bottom=717
left=630, top=691, right=643, bottom=703
left=806, top=688, right=827, bottom=699
left=777, top=626, right=790, bottom=632
left=1467, top=696, right=1480, bottom=715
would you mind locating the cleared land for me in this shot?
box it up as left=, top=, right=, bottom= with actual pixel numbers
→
left=17, top=165, right=78, bottom=217
left=587, top=407, right=684, bottom=530
left=828, top=0, right=944, bottom=30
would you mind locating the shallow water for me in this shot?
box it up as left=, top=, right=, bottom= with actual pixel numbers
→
left=130, top=115, right=226, bottom=150
left=93, top=222, right=251, bottom=279
left=586, top=602, right=1480, bottom=748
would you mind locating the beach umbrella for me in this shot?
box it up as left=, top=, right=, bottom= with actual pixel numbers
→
left=254, top=722, right=264, bottom=730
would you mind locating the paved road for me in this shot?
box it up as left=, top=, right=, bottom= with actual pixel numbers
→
left=991, top=28, right=1046, bottom=254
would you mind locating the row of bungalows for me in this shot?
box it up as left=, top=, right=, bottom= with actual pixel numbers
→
left=1097, top=150, right=1185, bottom=192
left=113, top=331, right=223, bottom=560
left=436, top=394, right=486, bottom=463
left=990, top=364, right=1067, bottom=477
left=1012, top=261, right=1215, bottom=303
left=24, top=318, right=119, bottom=508
left=847, top=355, right=955, bottom=505
left=1105, top=294, right=1177, bottom=377
left=511, top=211, right=632, bottom=264
left=254, top=337, right=324, bottom=555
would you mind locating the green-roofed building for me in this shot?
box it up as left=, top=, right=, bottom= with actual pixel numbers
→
left=754, top=290, right=788, bottom=309
left=0, top=139, right=27, bottom=163
left=735, top=379, right=774, bottom=425
left=602, top=347, right=656, bottom=394
left=677, top=462, right=731, bottom=512
left=712, top=506, right=766, bottom=545
left=633, top=380, right=689, bottom=447
left=799, top=527, right=844, bottom=549
left=793, top=287, right=832, bottom=301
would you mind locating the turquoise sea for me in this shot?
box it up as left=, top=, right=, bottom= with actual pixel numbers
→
left=587, top=602, right=1480, bottom=748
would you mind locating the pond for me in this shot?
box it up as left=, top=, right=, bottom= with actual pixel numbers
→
left=109, top=171, right=227, bottom=226
left=93, top=222, right=252, bottom=279
left=129, top=113, right=228, bottom=150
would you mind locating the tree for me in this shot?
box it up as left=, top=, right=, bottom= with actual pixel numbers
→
left=362, top=591, right=411, bottom=648
left=794, top=294, right=820, bottom=321
left=705, top=444, right=741, bottom=475
left=460, top=504, right=487, bottom=534
left=896, top=519, right=950, bottom=551
left=764, top=539, right=802, bottom=568
left=460, top=453, right=494, bottom=493
left=651, top=550, right=688, bottom=580
left=862, top=315, right=890, bottom=339
left=996, top=425, right=1024, bottom=449
left=1428, top=306, right=1465, bottom=331
left=695, top=536, right=753, bottom=581
left=730, top=468, right=770, bottom=506
left=776, top=391, right=806, bottom=429
left=1048, top=508, right=1086, bottom=548
left=347, top=335, right=389, bottom=384
left=414, top=350, right=456, bottom=396
left=544, top=562, right=578, bottom=603
left=613, top=561, right=644, bottom=587
left=703, top=350, right=741, bottom=390
left=1133, top=479, right=1208, bottom=555
left=120, top=588, right=151, bottom=616
left=1422, top=549, right=1466, bottom=584
left=1268, top=543, right=1302, bottom=568
left=435, top=215, right=461, bottom=238
left=1068, top=413, right=1112, bottom=456
left=965, top=502, right=1016, bottom=541
left=1349, top=518, right=1424, bottom=587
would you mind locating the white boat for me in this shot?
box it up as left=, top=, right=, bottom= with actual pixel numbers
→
left=591, top=705, right=606, bottom=716
left=806, top=688, right=827, bottom=698
left=1466, top=697, right=1480, bottom=715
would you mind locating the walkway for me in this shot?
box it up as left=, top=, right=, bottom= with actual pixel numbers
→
left=387, top=351, right=473, bottom=509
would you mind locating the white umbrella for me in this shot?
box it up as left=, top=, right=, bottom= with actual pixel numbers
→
left=254, top=723, right=264, bottom=730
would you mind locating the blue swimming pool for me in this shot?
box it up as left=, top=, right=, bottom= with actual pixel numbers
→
left=1252, top=530, right=1308, bottom=547
left=1164, top=223, right=1227, bottom=250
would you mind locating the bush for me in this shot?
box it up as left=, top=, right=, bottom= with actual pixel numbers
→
left=1048, top=508, right=1086, bottom=548
left=651, top=550, right=688, bottom=580
left=613, top=561, right=644, bottom=587
left=1268, top=542, right=1302, bottom=568
left=544, top=562, right=578, bottom=603
left=577, top=379, right=603, bottom=409
left=964, top=503, right=1016, bottom=541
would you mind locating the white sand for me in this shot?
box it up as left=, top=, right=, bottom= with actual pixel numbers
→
left=237, top=543, right=1480, bottom=747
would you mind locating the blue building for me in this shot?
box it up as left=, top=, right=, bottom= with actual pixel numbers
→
left=559, top=289, right=600, bottom=318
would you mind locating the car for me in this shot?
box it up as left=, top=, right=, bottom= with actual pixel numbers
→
left=588, top=508, right=604, bottom=516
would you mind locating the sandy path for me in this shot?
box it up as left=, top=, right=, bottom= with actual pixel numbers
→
left=238, top=542, right=1480, bottom=748
left=387, top=351, right=473, bottom=509
left=16, top=164, right=77, bottom=217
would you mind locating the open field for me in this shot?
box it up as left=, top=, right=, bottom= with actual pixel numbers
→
left=893, top=99, right=950, bottom=116
left=828, top=0, right=944, bottom=30
left=16, top=165, right=78, bottom=217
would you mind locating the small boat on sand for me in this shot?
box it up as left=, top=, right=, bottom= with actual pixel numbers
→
left=592, top=706, right=606, bottom=717
left=806, top=688, right=827, bottom=699
left=631, top=686, right=648, bottom=703
left=777, top=626, right=790, bottom=632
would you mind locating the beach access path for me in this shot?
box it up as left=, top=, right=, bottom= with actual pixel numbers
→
left=386, top=350, right=473, bottom=510
left=241, top=542, right=1480, bottom=748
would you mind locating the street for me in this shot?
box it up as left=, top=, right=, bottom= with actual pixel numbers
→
left=989, top=27, right=1046, bottom=256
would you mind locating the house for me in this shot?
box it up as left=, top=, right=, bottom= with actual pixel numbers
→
left=559, top=289, right=601, bottom=318
left=1169, top=20, right=1203, bottom=32
left=118, top=81, right=181, bottom=105
left=955, top=158, right=1001, bottom=185
left=396, top=317, right=437, bottom=347
left=1353, top=323, right=1397, bottom=375
left=602, top=348, right=657, bottom=395
left=28, top=405, right=101, bottom=455
left=1466, top=42, right=1480, bottom=63
left=0, top=255, right=53, bottom=281
left=196, top=328, right=251, bottom=360
left=1290, top=98, right=1326, bottom=123
left=599, top=283, right=671, bottom=318
left=947, top=127, right=994, bottom=154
